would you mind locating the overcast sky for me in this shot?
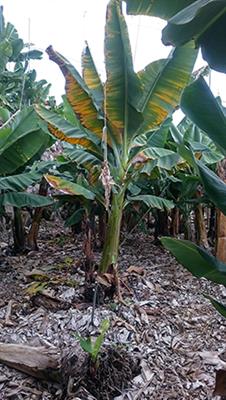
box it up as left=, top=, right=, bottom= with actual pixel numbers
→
left=1, top=0, right=226, bottom=106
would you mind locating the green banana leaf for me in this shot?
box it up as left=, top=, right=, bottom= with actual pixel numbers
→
left=64, top=208, right=85, bottom=227
left=162, top=0, right=226, bottom=44
left=0, top=171, right=41, bottom=191
left=175, top=116, right=224, bottom=165
left=161, top=237, right=226, bottom=285
left=142, top=147, right=180, bottom=170
left=197, top=161, right=226, bottom=215
left=0, top=107, right=41, bottom=151
left=181, top=77, right=226, bottom=154
left=125, top=194, right=174, bottom=209
left=204, top=295, right=226, bottom=319
left=147, top=118, right=171, bottom=147
left=0, top=192, right=53, bottom=208
left=64, top=147, right=101, bottom=170
left=125, top=0, right=195, bottom=19
left=61, top=95, right=80, bottom=126
left=162, top=1, right=226, bottom=73
left=0, top=107, right=10, bottom=123
left=105, top=0, right=143, bottom=144
left=170, top=124, right=183, bottom=145
left=0, top=7, right=24, bottom=71
left=0, top=107, right=51, bottom=174
left=125, top=0, right=226, bottom=73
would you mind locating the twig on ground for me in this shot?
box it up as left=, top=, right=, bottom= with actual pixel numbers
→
left=4, top=300, right=14, bottom=327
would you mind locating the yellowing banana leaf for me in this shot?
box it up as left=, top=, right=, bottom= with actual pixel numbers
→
left=136, top=43, right=197, bottom=134
left=82, top=42, right=104, bottom=110
left=45, top=174, right=95, bottom=200
left=46, top=45, right=103, bottom=138
left=36, top=105, right=101, bottom=154
left=105, top=0, right=143, bottom=144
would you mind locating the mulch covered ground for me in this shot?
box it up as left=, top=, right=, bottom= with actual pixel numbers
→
left=0, top=220, right=225, bottom=399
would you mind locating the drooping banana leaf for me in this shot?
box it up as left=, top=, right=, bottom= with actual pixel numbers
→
left=0, top=171, right=41, bottom=191
left=204, top=295, right=226, bottom=319
left=0, top=107, right=51, bottom=174
left=142, top=147, right=180, bottom=170
left=64, top=147, right=102, bottom=171
left=197, top=161, right=226, bottom=215
left=36, top=105, right=101, bottom=154
left=64, top=208, right=85, bottom=227
left=125, top=0, right=195, bottom=19
left=161, top=1, right=226, bottom=73
left=0, top=192, right=53, bottom=208
left=0, top=107, right=41, bottom=151
left=161, top=1, right=226, bottom=44
left=125, top=0, right=226, bottom=73
left=181, top=77, right=226, bottom=154
left=161, top=237, right=226, bottom=285
left=125, top=194, right=174, bottom=209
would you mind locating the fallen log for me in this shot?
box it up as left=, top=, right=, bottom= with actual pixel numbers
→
left=0, top=343, right=61, bottom=381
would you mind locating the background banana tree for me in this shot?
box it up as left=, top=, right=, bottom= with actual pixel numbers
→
left=0, top=107, right=56, bottom=252
left=170, top=114, right=225, bottom=245
left=0, top=6, right=50, bottom=114
left=37, top=0, right=197, bottom=273
left=0, top=7, right=60, bottom=253
left=159, top=78, right=226, bottom=320
left=125, top=0, right=226, bottom=73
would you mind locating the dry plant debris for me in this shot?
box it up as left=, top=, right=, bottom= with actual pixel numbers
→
left=0, top=220, right=225, bottom=399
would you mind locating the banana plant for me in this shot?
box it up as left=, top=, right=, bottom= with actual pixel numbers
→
left=37, top=0, right=197, bottom=273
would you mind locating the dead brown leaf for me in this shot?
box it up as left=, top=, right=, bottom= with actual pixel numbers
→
left=126, top=266, right=145, bottom=275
